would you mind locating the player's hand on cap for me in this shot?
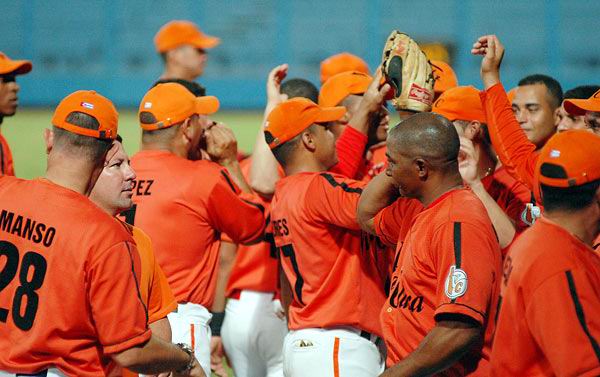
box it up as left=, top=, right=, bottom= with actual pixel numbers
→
left=205, top=122, right=238, bottom=165
left=361, top=67, right=392, bottom=113
left=471, top=35, right=505, bottom=89
left=266, top=64, right=289, bottom=105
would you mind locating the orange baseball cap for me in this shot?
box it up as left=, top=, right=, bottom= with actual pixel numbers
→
left=535, top=130, right=600, bottom=188
left=431, top=60, right=458, bottom=94
left=320, top=52, right=369, bottom=84
left=138, top=83, right=219, bottom=130
left=319, top=71, right=372, bottom=107
left=0, top=52, right=32, bottom=75
left=51, top=91, right=118, bottom=140
left=432, top=86, right=486, bottom=123
left=264, top=98, right=346, bottom=149
left=154, top=20, right=220, bottom=53
left=563, top=89, right=600, bottom=116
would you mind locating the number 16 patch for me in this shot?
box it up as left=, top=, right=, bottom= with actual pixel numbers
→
left=445, top=265, right=468, bottom=300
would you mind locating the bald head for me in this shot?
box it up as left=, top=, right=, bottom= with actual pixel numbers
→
left=389, top=112, right=459, bottom=165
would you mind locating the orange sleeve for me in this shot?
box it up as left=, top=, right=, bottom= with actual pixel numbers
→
left=87, top=241, right=152, bottom=354
left=147, top=252, right=177, bottom=324
left=374, top=198, right=424, bottom=247
left=481, top=83, right=539, bottom=189
left=525, top=269, right=600, bottom=376
left=206, top=170, right=266, bottom=244
left=433, top=222, right=500, bottom=325
left=305, top=173, right=366, bottom=230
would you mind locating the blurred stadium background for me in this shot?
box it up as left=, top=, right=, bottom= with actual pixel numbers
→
left=3, top=0, right=600, bottom=179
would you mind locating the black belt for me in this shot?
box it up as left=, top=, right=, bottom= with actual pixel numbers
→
left=17, top=372, right=47, bottom=377
left=360, top=330, right=373, bottom=341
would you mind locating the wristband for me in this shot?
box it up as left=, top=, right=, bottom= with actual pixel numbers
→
left=210, top=311, right=225, bottom=336
left=175, top=342, right=195, bottom=375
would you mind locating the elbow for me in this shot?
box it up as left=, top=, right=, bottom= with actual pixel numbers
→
left=250, top=178, right=276, bottom=197
left=356, top=202, right=376, bottom=235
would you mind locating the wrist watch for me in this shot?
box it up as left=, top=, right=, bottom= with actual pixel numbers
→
left=175, top=343, right=195, bottom=375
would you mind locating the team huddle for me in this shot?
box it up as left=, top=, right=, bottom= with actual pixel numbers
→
left=0, top=19, right=599, bottom=377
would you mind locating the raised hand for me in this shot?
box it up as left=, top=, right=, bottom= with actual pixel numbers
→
left=205, top=122, right=238, bottom=165
left=266, top=64, right=289, bottom=105
left=458, top=136, right=482, bottom=185
left=471, top=35, right=505, bottom=89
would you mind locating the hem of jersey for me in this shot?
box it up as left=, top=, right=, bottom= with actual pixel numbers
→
left=434, top=302, right=486, bottom=325
left=149, top=300, right=178, bottom=324
left=103, top=328, right=152, bottom=355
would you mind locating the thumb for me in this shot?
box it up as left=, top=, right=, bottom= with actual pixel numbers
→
left=487, top=37, right=496, bottom=60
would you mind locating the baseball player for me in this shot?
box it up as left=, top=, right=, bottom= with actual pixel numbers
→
left=0, top=52, right=32, bottom=176
left=265, top=97, right=390, bottom=377
left=557, top=85, right=600, bottom=132
left=432, top=85, right=531, bottom=250
left=320, top=52, right=369, bottom=84
left=318, top=70, right=390, bottom=181
left=154, top=20, right=220, bottom=82
left=89, top=136, right=178, bottom=377
left=357, top=113, right=502, bottom=376
left=127, top=82, right=266, bottom=377
left=490, top=130, right=600, bottom=376
left=0, top=91, right=203, bottom=376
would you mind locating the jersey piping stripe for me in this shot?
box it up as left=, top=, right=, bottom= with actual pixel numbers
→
left=332, top=337, right=340, bottom=377
left=241, top=199, right=265, bottom=214
left=125, top=242, right=149, bottom=325
left=190, top=324, right=196, bottom=349
left=220, top=170, right=237, bottom=193
left=451, top=222, right=462, bottom=304
left=320, top=173, right=363, bottom=194
left=0, top=141, right=5, bottom=175
left=565, top=270, right=600, bottom=362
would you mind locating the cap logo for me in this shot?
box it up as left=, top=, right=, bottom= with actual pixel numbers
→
left=550, top=149, right=561, bottom=158
left=144, top=102, right=153, bottom=109
left=445, top=265, right=468, bottom=300
left=80, top=102, right=94, bottom=110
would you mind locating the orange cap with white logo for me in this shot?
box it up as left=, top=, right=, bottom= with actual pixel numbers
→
left=154, top=20, right=220, bottom=53
left=51, top=91, right=118, bottom=140
left=264, top=98, right=346, bottom=149
left=319, top=71, right=372, bottom=107
left=535, top=130, right=600, bottom=188
left=138, top=83, right=219, bottom=130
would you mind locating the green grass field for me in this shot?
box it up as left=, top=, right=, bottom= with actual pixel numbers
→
left=2, top=108, right=265, bottom=179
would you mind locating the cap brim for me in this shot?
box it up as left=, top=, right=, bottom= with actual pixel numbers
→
left=0, top=60, right=32, bottom=75
left=563, top=98, right=600, bottom=116
left=190, top=35, right=221, bottom=49
left=195, top=96, right=220, bottom=115
left=315, top=106, right=346, bottom=123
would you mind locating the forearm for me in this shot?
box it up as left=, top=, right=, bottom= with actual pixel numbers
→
left=357, top=173, right=399, bottom=234
left=249, top=114, right=281, bottom=196
left=381, top=321, right=481, bottom=377
left=149, top=318, right=172, bottom=342
left=330, top=125, right=368, bottom=178
left=220, top=159, right=253, bottom=194
left=113, top=335, right=190, bottom=374
left=469, top=181, right=516, bottom=248
left=211, top=241, right=237, bottom=313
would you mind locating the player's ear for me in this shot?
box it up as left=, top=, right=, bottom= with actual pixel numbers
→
left=464, top=121, right=481, bottom=140
left=43, top=128, right=54, bottom=154
left=414, top=158, right=429, bottom=180
left=180, top=118, right=193, bottom=144
left=553, top=106, right=561, bottom=126
left=301, top=128, right=316, bottom=152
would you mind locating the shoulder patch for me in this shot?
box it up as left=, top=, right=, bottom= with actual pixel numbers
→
left=445, top=265, right=468, bottom=300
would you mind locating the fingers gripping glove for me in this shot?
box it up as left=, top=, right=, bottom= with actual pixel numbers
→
left=381, top=30, right=435, bottom=112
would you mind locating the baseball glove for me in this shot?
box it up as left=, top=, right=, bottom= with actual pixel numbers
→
left=381, top=30, right=435, bottom=112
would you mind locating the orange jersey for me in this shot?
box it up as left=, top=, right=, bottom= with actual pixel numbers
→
left=0, top=176, right=150, bottom=376
left=127, top=150, right=265, bottom=308
left=483, top=166, right=532, bottom=234
left=226, top=158, right=279, bottom=296
left=491, top=217, right=600, bottom=376
left=480, top=83, right=539, bottom=190
left=270, top=172, right=386, bottom=336
left=357, top=143, right=388, bottom=182
left=0, top=132, right=15, bottom=176
left=377, top=189, right=502, bottom=375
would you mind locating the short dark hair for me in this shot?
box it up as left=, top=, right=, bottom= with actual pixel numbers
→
left=541, top=179, right=600, bottom=212
left=267, top=125, right=318, bottom=167
left=152, top=79, right=206, bottom=97
left=281, top=78, right=319, bottom=103
left=52, top=112, right=113, bottom=162
left=518, top=74, right=563, bottom=108
left=563, top=85, right=600, bottom=101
